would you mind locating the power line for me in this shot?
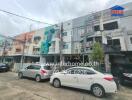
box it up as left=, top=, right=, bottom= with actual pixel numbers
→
left=0, top=9, right=53, bottom=25
left=0, top=34, right=24, bottom=43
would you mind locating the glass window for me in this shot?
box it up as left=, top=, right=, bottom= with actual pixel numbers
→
left=130, top=37, right=132, bottom=44
left=74, top=69, right=86, bottom=75
left=63, top=32, right=67, bottom=36
left=63, top=42, right=68, bottom=49
left=94, top=25, right=100, bottom=31
left=107, top=40, right=112, bottom=45
left=74, top=68, right=96, bottom=75
left=103, top=21, right=118, bottom=30
left=67, top=69, right=75, bottom=74
left=85, top=69, right=96, bottom=75
left=33, top=65, right=41, bottom=70
left=78, top=69, right=84, bottom=74
left=44, top=66, right=52, bottom=70
left=27, top=65, right=34, bottom=69
left=67, top=68, right=96, bottom=75
left=70, top=68, right=84, bottom=75
left=113, top=39, right=120, bottom=45
left=74, top=69, right=80, bottom=74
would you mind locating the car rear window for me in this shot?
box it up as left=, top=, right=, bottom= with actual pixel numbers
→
left=44, top=66, right=52, bottom=70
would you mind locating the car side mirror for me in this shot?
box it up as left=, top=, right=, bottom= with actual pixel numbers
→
left=62, top=71, right=67, bottom=74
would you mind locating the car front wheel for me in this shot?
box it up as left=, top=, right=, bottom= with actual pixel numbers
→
left=53, top=79, right=61, bottom=88
left=91, top=84, right=105, bottom=98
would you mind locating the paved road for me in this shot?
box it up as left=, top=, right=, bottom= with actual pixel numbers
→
left=0, top=72, right=132, bottom=100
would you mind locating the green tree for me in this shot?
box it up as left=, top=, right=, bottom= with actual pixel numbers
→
left=90, top=42, right=104, bottom=70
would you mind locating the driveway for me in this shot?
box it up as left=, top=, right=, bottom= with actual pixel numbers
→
left=0, top=72, right=132, bottom=100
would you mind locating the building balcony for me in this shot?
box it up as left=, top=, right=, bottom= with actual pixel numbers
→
left=33, top=51, right=40, bottom=55
left=74, top=49, right=80, bottom=54
left=49, top=48, right=55, bottom=54
left=15, top=51, right=22, bottom=55
left=103, top=45, right=121, bottom=53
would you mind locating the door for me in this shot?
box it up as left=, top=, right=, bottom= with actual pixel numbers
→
left=77, top=68, right=96, bottom=90
left=23, top=65, right=34, bottom=77
left=30, top=65, right=41, bottom=78
left=61, top=68, right=79, bottom=87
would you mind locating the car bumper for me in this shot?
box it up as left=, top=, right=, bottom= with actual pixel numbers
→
left=50, top=76, right=54, bottom=84
left=41, top=74, right=51, bottom=80
left=0, top=68, right=8, bottom=71
left=103, top=81, right=117, bottom=93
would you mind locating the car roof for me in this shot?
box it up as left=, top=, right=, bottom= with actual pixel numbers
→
left=68, top=67, right=94, bottom=70
left=30, top=64, right=50, bottom=66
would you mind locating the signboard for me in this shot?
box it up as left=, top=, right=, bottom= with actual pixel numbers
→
left=111, top=5, right=124, bottom=16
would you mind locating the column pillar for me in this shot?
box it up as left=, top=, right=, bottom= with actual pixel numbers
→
left=54, top=55, right=57, bottom=63
left=105, top=54, right=111, bottom=73
left=60, top=56, right=65, bottom=65
left=40, top=56, right=46, bottom=64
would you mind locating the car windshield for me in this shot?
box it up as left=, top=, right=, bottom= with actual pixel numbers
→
left=124, top=68, right=132, bottom=73
left=44, top=66, right=52, bottom=70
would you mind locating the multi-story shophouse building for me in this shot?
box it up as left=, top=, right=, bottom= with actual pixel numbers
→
left=0, top=30, right=43, bottom=63
left=0, top=2, right=132, bottom=72
left=71, top=2, right=132, bottom=72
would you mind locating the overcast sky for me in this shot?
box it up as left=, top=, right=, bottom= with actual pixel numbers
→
left=0, top=0, right=132, bottom=36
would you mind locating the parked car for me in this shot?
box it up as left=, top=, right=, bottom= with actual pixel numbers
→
left=118, top=66, right=132, bottom=84
left=0, top=63, right=9, bottom=72
left=50, top=67, right=117, bottom=98
left=18, top=64, right=53, bottom=82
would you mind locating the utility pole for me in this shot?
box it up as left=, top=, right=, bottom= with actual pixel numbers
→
left=83, top=15, right=95, bottom=64
left=100, top=11, right=110, bottom=73
left=60, top=23, right=63, bottom=68
left=2, top=40, right=8, bottom=63
left=83, top=21, right=88, bottom=64
left=20, top=34, right=26, bottom=68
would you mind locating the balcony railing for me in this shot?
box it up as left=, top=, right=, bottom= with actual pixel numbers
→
left=15, top=52, right=22, bottom=55
left=103, top=45, right=121, bottom=53
left=49, top=48, right=55, bottom=53
left=80, top=43, right=121, bottom=54
left=33, top=51, right=40, bottom=55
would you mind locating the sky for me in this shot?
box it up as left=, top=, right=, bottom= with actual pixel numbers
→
left=0, top=0, right=132, bottom=36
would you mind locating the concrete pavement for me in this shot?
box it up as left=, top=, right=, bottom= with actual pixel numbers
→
left=0, top=72, right=132, bottom=100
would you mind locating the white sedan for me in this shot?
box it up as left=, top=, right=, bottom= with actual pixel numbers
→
left=50, top=67, right=117, bottom=97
